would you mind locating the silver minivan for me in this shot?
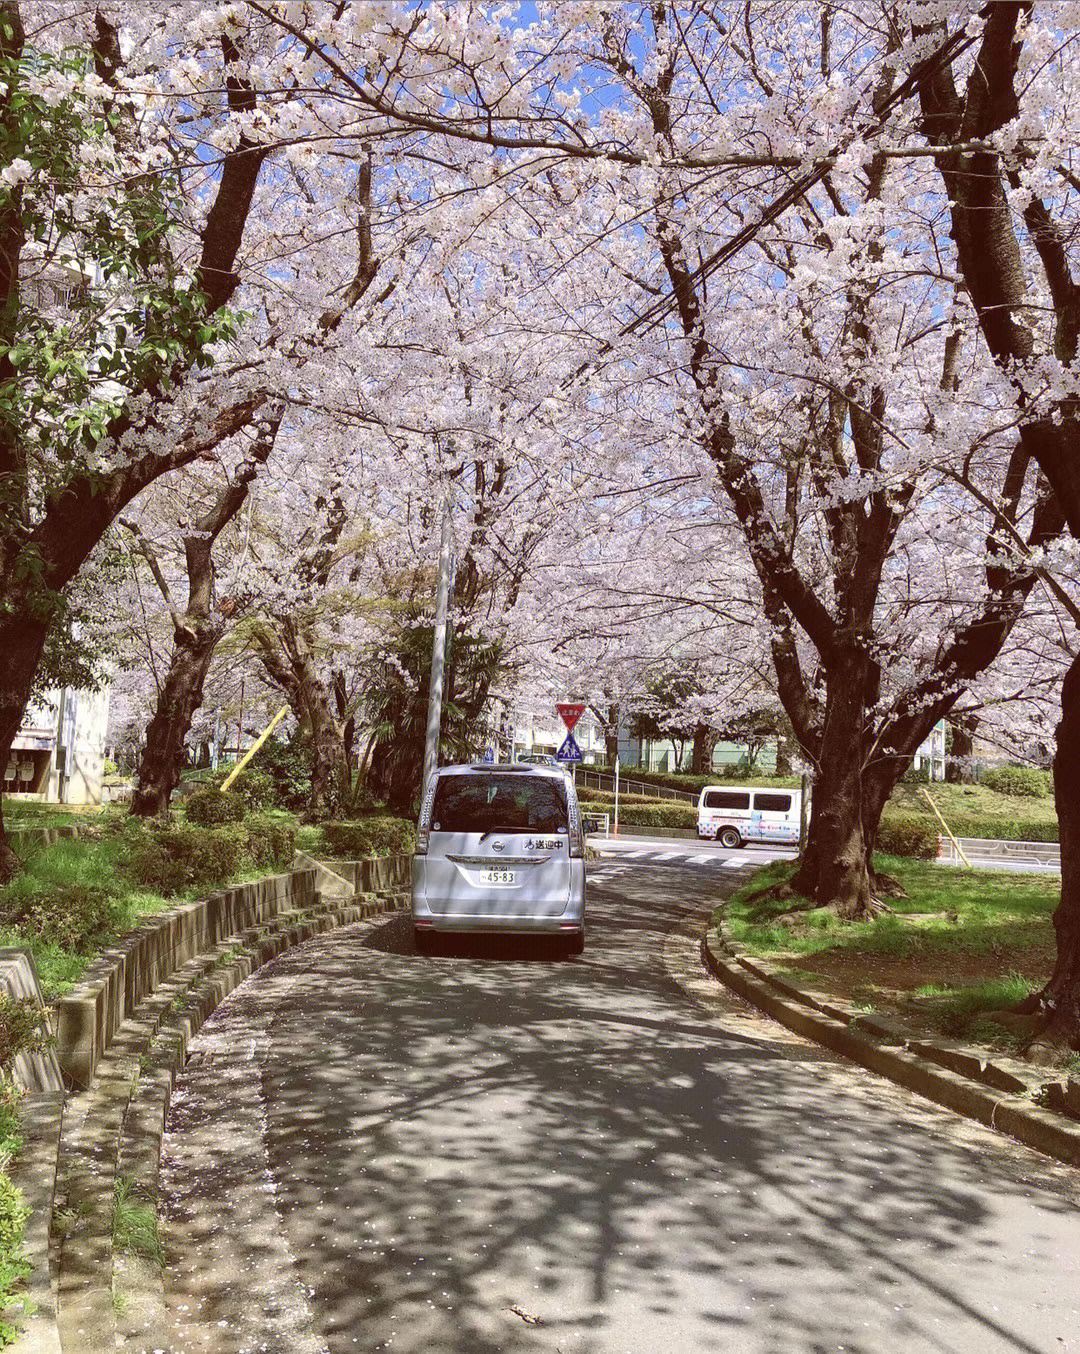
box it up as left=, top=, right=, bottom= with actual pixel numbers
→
left=412, top=763, right=586, bottom=956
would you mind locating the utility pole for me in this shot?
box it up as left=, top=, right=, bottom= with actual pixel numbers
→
left=422, top=498, right=454, bottom=796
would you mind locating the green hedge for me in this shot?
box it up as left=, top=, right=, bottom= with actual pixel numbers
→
left=185, top=787, right=246, bottom=826
left=128, top=821, right=243, bottom=894
left=980, top=765, right=1052, bottom=799
left=128, top=813, right=298, bottom=894
left=877, top=813, right=939, bottom=859
left=587, top=766, right=801, bottom=794
left=321, top=816, right=416, bottom=858
left=929, top=813, right=1058, bottom=843
left=579, top=798, right=696, bottom=829
left=575, top=789, right=691, bottom=807
left=241, top=814, right=297, bottom=871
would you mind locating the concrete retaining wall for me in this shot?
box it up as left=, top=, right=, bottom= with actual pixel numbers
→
left=0, top=948, right=64, bottom=1093
left=53, top=869, right=318, bottom=1089
left=330, top=854, right=412, bottom=893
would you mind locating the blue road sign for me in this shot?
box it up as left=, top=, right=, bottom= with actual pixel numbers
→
left=557, top=732, right=583, bottom=763
left=482, top=746, right=495, bottom=763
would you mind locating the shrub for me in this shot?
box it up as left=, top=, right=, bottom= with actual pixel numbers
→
left=936, top=813, right=1058, bottom=843
left=0, top=998, right=51, bottom=1072
left=185, top=787, right=246, bottom=826
left=981, top=764, right=1051, bottom=799
left=225, top=766, right=276, bottom=810
left=241, top=814, right=296, bottom=871
left=322, top=816, right=417, bottom=858
left=901, top=764, right=931, bottom=785
left=244, top=737, right=312, bottom=812
left=876, top=814, right=940, bottom=859
left=0, top=883, right=118, bottom=954
left=0, top=1169, right=30, bottom=1331
left=580, top=798, right=697, bottom=829
left=128, top=822, right=241, bottom=895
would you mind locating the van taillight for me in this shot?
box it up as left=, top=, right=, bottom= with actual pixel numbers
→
left=569, top=831, right=583, bottom=859
left=416, top=825, right=429, bottom=855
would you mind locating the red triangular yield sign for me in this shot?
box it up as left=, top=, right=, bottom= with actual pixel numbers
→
left=556, top=702, right=586, bottom=732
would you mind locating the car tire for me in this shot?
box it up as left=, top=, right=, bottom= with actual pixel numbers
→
left=718, top=827, right=743, bottom=849
left=414, top=927, right=435, bottom=955
left=564, top=930, right=585, bottom=958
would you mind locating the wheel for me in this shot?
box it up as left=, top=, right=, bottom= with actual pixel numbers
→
left=564, top=930, right=585, bottom=958
left=718, top=826, right=742, bottom=849
left=414, top=927, right=435, bottom=955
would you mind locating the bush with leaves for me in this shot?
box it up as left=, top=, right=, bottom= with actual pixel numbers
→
left=322, top=817, right=416, bottom=858
left=241, top=814, right=296, bottom=871
left=241, top=738, right=312, bottom=813
left=0, top=884, right=118, bottom=954
left=127, top=821, right=242, bottom=895
left=876, top=814, right=940, bottom=860
left=981, top=765, right=1052, bottom=800
left=0, top=1167, right=29, bottom=1344
left=0, top=997, right=51, bottom=1072
left=185, top=787, right=246, bottom=827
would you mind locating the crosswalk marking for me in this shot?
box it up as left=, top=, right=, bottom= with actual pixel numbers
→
left=590, top=847, right=787, bottom=870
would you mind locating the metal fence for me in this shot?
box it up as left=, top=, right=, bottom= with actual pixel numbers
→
left=938, top=836, right=1060, bottom=868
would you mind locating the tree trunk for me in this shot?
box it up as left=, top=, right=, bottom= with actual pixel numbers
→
left=692, top=723, right=717, bottom=775
left=0, top=610, right=51, bottom=881
left=305, top=671, right=348, bottom=820
left=130, top=626, right=221, bottom=817
left=1016, top=653, right=1080, bottom=1045
left=789, top=654, right=878, bottom=919
left=775, top=739, right=793, bottom=777
left=604, top=704, right=619, bottom=769
left=945, top=715, right=977, bottom=783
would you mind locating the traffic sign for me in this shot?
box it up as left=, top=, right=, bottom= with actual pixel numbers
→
left=557, top=732, right=583, bottom=763
left=556, top=702, right=586, bottom=732
left=482, top=746, right=495, bottom=763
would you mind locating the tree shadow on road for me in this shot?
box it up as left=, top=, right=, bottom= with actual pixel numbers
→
left=164, top=870, right=1080, bottom=1354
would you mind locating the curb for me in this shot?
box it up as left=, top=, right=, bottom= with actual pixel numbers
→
left=14, top=883, right=408, bottom=1354
left=5, top=1094, right=64, bottom=1354
left=702, top=925, right=1080, bottom=1169
left=112, top=888, right=408, bottom=1354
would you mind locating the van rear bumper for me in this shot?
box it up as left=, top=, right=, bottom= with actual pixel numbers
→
left=412, top=911, right=583, bottom=935
left=412, top=857, right=585, bottom=932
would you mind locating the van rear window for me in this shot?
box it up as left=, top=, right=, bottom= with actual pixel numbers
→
left=704, top=790, right=750, bottom=810
left=753, top=793, right=792, bottom=813
left=432, top=774, right=568, bottom=834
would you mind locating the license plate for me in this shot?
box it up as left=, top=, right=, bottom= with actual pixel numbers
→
left=481, top=869, right=516, bottom=886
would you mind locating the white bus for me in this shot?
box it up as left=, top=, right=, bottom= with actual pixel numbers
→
left=697, top=785, right=802, bottom=848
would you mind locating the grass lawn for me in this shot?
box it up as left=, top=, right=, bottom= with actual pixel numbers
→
left=719, top=856, right=1073, bottom=1067
left=2, top=798, right=111, bottom=830
left=887, top=781, right=1057, bottom=829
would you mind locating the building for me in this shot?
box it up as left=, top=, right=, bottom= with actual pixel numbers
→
left=910, top=720, right=947, bottom=781
left=617, top=730, right=779, bottom=775
left=4, top=687, right=111, bottom=805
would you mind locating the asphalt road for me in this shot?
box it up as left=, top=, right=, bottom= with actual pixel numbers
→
left=591, top=833, right=1062, bottom=876
left=162, top=855, right=1080, bottom=1354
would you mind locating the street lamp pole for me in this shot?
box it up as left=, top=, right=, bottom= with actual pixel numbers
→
left=422, top=498, right=454, bottom=795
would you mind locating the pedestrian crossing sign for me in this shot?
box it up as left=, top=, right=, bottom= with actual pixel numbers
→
left=557, top=733, right=583, bottom=763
